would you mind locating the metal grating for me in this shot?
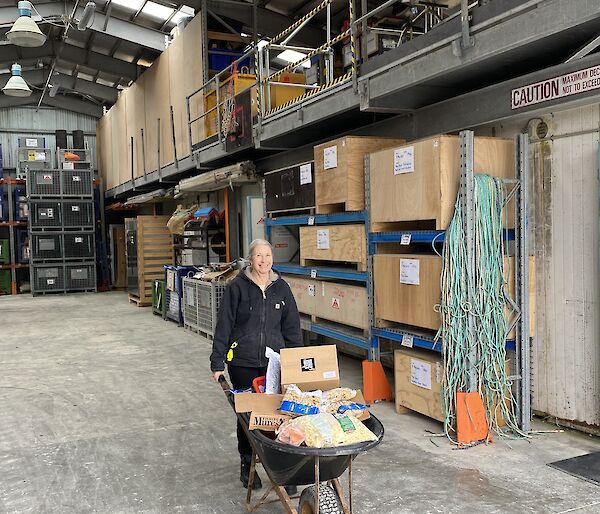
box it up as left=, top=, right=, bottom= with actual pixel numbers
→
left=182, top=278, right=226, bottom=338
left=30, top=201, right=62, bottom=228
left=63, top=232, right=94, bottom=259
left=65, top=262, right=96, bottom=290
left=27, top=170, right=61, bottom=197
left=32, top=265, right=64, bottom=292
left=31, top=233, right=62, bottom=260
left=61, top=200, right=94, bottom=228
left=61, top=170, right=93, bottom=197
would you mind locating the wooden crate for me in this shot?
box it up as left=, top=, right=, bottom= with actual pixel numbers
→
left=134, top=216, right=173, bottom=306
left=299, top=224, right=367, bottom=270
left=314, top=136, right=404, bottom=214
left=109, top=93, right=129, bottom=188
left=96, top=111, right=113, bottom=189
left=283, top=275, right=368, bottom=330
left=375, top=254, right=535, bottom=335
left=369, top=135, right=515, bottom=231
left=110, top=225, right=127, bottom=289
left=124, top=82, right=146, bottom=179
left=394, top=348, right=444, bottom=422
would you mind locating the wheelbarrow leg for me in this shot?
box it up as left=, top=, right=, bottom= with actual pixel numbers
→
left=246, top=450, right=258, bottom=505
left=272, top=486, right=297, bottom=514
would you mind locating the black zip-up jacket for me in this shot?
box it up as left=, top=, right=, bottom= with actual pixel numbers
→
left=210, top=267, right=303, bottom=372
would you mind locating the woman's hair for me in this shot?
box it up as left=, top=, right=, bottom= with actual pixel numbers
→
left=248, top=238, right=273, bottom=259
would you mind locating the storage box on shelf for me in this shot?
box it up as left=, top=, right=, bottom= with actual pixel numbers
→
left=0, top=269, right=10, bottom=294
left=0, top=238, right=9, bottom=264
left=368, top=135, right=515, bottom=231
left=283, top=275, right=368, bottom=330
left=125, top=216, right=173, bottom=307
left=14, top=186, right=27, bottom=221
left=57, top=148, right=93, bottom=171
left=15, top=229, right=28, bottom=264
left=314, top=136, right=404, bottom=214
left=299, top=223, right=367, bottom=270
left=265, top=162, right=315, bottom=214
left=17, top=137, right=52, bottom=180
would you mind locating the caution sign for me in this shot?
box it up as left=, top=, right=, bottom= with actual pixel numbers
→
left=331, top=297, right=340, bottom=310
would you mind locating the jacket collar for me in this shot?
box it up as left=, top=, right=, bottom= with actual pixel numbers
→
left=243, top=265, right=279, bottom=287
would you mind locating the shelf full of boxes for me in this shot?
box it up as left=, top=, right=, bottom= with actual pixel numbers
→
left=263, top=136, right=404, bottom=360
left=0, top=142, right=30, bottom=295
left=265, top=130, right=532, bottom=431
left=27, top=140, right=97, bottom=296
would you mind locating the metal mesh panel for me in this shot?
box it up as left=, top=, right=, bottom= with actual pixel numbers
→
left=65, top=263, right=96, bottom=290
left=27, top=170, right=61, bottom=197
left=196, top=281, right=227, bottom=337
left=63, top=232, right=94, bottom=259
left=62, top=201, right=94, bottom=228
left=182, top=278, right=200, bottom=328
left=30, top=201, right=62, bottom=228
left=32, top=265, right=64, bottom=292
left=61, top=170, right=93, bottom=197
left=31, top=233, right=62, bottom=260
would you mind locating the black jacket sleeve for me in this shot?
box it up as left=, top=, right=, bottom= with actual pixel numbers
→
left=210, top=282, right=239, bottom=371
left=281, top=282, right=303, bottom=348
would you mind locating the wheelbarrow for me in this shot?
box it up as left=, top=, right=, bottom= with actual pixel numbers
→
left=219, top=376, right=384, bottom=514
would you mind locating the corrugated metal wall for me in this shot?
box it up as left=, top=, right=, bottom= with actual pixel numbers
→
left=482, top=105, right=600, bottom=427
left=0, top=107, right=97, bottom=169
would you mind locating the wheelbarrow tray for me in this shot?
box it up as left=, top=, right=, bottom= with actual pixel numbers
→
left=228, top=389, right=384, bottom=487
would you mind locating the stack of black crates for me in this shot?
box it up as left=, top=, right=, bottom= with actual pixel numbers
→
left=27, top=159, right=97, bottom=295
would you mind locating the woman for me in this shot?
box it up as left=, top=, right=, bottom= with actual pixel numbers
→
left=210, top=239, right=302, bottom=490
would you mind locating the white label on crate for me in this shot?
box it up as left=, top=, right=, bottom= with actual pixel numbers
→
left=300, top=164, right=312, bottom=185
left=310, top=269, right=318, bottom=279
left=331, top=297, right=340, bottom=310
left=308, top=284, right=316, bottom=297
left=75, top=237, right=83, bottom=243
left=411, top=358, right=432, bottom=390
left=307, top=216, right=315, bottom=226
left=71, top=205, right=80, bottom=212
left=323, top=146, right=337, bottom=170
left=46, top=208, right=54, bottom=218
left=72, top=175, right=81, bottom=182
left=400, top=233, right=412, bottom=245
left=400, top=258, right=420, bottom=285
left=47, top=279, right=55, bottom=285
left=394, top=146, right=414, bottom=175
left=26, top=138, right=38, bottom=147
left=316, top=229, right=330, bottom=250
left=402, top=334, right=414, bottom=348
left=63, top=162, right=74, bottom=170
left=43, top=174, right=52, bottom=181
left=323, top=370, right=337, bottom=379
left=34, top=151, right=46, bottom=161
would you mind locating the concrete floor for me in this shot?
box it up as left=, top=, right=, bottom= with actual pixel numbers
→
left=1, top=292, right=600, bottom=514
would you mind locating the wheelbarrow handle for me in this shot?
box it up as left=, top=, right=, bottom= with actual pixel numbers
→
left=218, top=374, right=231, bottom=392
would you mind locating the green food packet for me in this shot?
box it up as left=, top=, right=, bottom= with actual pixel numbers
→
left=336, top=414, right=356, bottom=433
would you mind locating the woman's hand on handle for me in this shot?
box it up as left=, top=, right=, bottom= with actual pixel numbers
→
left=213, top=371, right=225, bottom=383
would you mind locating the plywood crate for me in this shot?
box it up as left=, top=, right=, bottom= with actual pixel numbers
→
left=132, top=215, right=173, bottom=306
left=299, top=224, right=366, bottom=270
left=314, top=136, right=404, bottom=214
left=283, top=275, right=368, bottom=329
left=375, top=254, right=535, bottom=335
left=394, top=348, right=444, bottom=421
left=96, top=111, right=113, bottom=190
left=111, top=225, right=127, bottom=289
left=369, top=135, right=515, bottom=231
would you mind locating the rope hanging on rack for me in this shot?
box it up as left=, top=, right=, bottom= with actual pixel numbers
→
left=437, top=173, right=527, bottom=442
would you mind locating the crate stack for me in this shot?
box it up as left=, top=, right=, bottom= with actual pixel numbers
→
left=28, top=163, right=97, bottom=295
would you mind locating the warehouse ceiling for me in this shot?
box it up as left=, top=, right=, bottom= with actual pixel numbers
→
left=0, top=0, right=363, bottom=116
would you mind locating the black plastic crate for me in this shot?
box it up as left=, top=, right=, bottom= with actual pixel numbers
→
left=27, top=170, right=61, bottom=197
left=65, top=262, right=96, bottom=290
left=30, top=201, right=62, bottom=228
left=31, top=233, right=62, bottom=260
left=62, top=201, right=94, bottom=228
left=32, top=265, right=64, bottom=292
left=61, top=170, right=93, bottom=197
left=63, top=232, right=94, bottom=259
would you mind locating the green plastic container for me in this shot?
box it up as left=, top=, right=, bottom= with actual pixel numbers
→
left=0, top=269, right=11, bottom=295
left=152, top=279, right=166, bottom=317
left=0, top=239, right=9, bottom=264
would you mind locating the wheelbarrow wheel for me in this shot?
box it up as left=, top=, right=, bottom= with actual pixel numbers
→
left=298, top=484, right=343, bottom=514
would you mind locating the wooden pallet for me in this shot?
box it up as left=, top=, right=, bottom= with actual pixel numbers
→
left=128, top=293, right=151, bottom=307
left=183, top=323, right=214, bottom=340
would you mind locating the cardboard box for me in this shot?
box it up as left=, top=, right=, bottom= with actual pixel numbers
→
left=280, top=345, right=340, bottom=391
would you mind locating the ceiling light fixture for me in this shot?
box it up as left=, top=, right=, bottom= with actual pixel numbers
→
left=2, top=63, right=32, bottom=97
left=7, top=1, right=47, bottom=48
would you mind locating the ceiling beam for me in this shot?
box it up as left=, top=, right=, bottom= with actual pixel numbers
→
left=205, top=0, right=326, bottom=46
left=0, top=2, right=167, bottom=51
left=0, top=41, right=138, bottom=80
left=0, top=91, right=103, bottom=117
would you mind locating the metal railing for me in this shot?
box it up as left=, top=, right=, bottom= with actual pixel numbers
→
left=186, top=0, right=462, bottom=152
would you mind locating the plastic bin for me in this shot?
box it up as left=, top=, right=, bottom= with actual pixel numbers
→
left=152, top=279, right=166, bottom=317
left=14, top=186, right=28, bottom=221
left=16, top=230, right=28, bottom=264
